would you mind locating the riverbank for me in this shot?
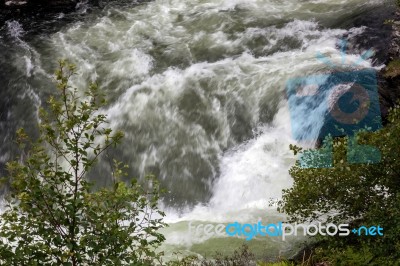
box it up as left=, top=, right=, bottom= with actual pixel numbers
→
left=379, top=9, right=400, bottom=120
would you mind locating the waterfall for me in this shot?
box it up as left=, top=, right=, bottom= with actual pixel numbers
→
left=0, top=0, right=391, bottom=259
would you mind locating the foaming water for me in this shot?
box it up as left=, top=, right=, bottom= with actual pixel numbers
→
left=6, top=20, right=24, bottom=39
left=0, top=0, right=389, bottom=259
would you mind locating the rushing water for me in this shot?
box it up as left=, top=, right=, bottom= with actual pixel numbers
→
left=0, top=0, right=393, bottom=260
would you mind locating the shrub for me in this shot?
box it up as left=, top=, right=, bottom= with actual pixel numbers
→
left=279, top=103, right=400, bottom=263
left=0, top=60, right=166, bottom=265
left=165, top=244, right=256, bottom=266
left=384, top=59, right=400, bottom=78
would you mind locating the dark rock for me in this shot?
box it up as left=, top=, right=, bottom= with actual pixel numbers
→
left=378, top=10, right=400, bottom=123
left=0, top=0, right=78, bottom=26
left=388, top=12, right=400, bottom=60
left=347, top=4, right=394, bottom=65
left=378, top=73, right=400, bottom=121
left=344, top=4, right=400, bottom=124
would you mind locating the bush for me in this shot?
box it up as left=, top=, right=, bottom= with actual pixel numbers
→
left=279, top=103, right=400, bottom=263
left=0, top=60, right=166, bottom=265
left=384, top=59, right=400, bottom=78
left=165, top=244, right=256, bottom=266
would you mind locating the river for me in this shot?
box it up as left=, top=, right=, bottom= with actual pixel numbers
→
left=0, top=0, right=393, bottom=260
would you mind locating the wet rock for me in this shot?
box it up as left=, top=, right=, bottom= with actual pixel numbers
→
left=378, top=10, right=400, bottom=122
left=388, top=12, right=400, bottom=60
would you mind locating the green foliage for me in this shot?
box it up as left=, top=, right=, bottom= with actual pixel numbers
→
left=384, top=19, right=396, bottom=25
left=165, top=244, right=256, bottom=266
left=0, top=60, right=166, bottom=265
left=279, top=103, right=400, bottom=262
left=310, top=244, right=400, bottom=266
left=256, top=261, right=294, bottom=266
left=384, top=59, right=400, bottom=78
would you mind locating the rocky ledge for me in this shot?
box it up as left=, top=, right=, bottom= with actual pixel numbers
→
left=379, top=9, right=400, bottom=121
